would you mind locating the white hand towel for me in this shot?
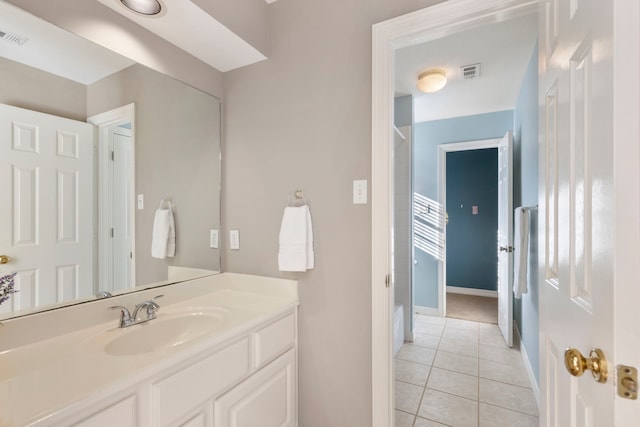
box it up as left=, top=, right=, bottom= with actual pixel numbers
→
left=279, top=205, right=314, bottom=272
left=305, top=206, right=314, bottom=269
left=513, top=207, right=530, bottom=298
left=151, top=199, right=176, bottom=259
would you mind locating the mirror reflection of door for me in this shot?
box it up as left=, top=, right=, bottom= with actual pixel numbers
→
left=0, top=103, right=94, bottom=313
left=90, top=104, right=136, bottom=296
left=110, top=125, right=133, bottom=292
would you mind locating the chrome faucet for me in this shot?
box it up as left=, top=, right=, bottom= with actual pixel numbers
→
left=96, top=291, right=112, bottom=299
left=109, top=295, right=164, bottom=328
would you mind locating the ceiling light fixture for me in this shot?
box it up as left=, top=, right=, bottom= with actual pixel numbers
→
left=417, top=69, right=447, bottom=93
left=120, top=0, right=162, bottom=16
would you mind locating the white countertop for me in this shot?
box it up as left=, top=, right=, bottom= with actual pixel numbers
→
left=0, top=273, right=298, bottom=426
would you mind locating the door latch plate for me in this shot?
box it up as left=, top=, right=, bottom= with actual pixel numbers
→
left=617, top=365, right=638, bottom=400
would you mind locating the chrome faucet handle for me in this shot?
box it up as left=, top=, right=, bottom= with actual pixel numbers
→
left=109, top=305, right=134, bottom=328
left=133, top=294, right=165, bottom=321
left=96, top=291, right=112, bottom=299
left=148, top=294, right=164, bottom=308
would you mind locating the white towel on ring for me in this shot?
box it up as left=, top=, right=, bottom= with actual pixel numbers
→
left=151, top=199, right=176, bottom=259
left=513, top=207, right=530, bottom=298
left=278, top=205, right=314, bottom=272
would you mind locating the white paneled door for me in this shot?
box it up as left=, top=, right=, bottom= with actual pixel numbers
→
left=538, top=0, right=640, bottom=425
left=497, top=131, right=513, bottom=348
left=0, top=104, right=94, bottom=314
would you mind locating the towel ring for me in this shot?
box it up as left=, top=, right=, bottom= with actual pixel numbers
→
left=288, top=190, right=307, bottom=207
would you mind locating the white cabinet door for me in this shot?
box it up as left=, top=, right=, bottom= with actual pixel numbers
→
left=179, top=411, right=208, bottom=427
left=214, top=349, right=296, bottom=427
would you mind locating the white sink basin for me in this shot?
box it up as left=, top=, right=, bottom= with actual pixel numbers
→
left=104, top=309, right=228, bottom=356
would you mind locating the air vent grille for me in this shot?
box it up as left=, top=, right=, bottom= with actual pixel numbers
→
left=460, top=63, right=480, bottom=79
left=0, top=30, right=28, bottom=46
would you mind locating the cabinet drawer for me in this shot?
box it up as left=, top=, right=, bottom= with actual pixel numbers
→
left=253, top=313, right=295, bottom=368
left=73, top=395, right=136, bottom=427
left=153, top=338, right=249, bottom=426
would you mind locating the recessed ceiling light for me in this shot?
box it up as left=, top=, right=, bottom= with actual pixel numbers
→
left=120, top=0, right=162, bottom=16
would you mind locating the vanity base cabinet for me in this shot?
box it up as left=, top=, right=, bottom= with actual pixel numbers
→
left=31, top=308, right=298, bottom=427
left=214, top=349, right=296, bottom=427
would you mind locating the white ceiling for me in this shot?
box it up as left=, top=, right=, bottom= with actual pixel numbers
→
left=0, top=1, right=134, bottom=84
left=94, top=0, right=266, bottom=72
left=395, top=13, right=538, bottom=123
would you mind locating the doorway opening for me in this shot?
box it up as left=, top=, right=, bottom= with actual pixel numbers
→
left=440, top=144, right=500, bottom=325
left=88, top=103, right=136, bottom=294
left=374, top=0, right=540, bottom=424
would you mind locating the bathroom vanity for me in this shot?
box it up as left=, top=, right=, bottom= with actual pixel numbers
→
left=0, top=274, right=298, bottom=426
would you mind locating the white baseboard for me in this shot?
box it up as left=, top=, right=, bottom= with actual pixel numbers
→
left=414, top=305, right=440, bottom=316
left=446, top=286, right=498, bottom=298
left=515, top=326, right=540, bottom=409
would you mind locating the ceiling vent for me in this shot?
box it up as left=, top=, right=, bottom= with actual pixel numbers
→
left=0, top=29, right=28, bottom=46
left=460, top=63, right=480, bottom=80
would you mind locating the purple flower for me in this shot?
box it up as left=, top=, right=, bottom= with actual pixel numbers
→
left=0, top=272, right=18, bottom=306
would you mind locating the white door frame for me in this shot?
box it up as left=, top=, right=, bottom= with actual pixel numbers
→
left=370, top=0, right=537, bottom=424
left=88, top=103, right=136, bottom=294
left=437, top=138, right=502, bottom=318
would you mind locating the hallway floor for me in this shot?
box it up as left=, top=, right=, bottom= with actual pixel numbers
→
left=394, top=315, right=539, bottom=427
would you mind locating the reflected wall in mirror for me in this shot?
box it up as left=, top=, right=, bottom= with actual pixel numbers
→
left=0, top=2, right=221, bottom=320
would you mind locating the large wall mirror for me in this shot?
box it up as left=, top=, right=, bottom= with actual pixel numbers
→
left=0, top=2, right=221, bottom=321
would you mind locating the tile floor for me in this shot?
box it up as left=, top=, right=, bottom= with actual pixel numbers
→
left=395, top=315, right=539, bottom=427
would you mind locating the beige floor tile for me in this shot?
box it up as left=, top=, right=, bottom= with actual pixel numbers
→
left=445, top=318, right=479, bottom=331
left=395, top=359, right=431, bottom=386
left=479, top=378, right=539, bottom=416
left=415, top=322, right=445, bottom=337
left=395, top=410, right=416, bottom=427
left=437, top=336, right=478, bottom=357
left=427, top=367, right=478, bottom=400
left=479, top=328, right=508, bottom=348
left=418, top=389, right=478, bottom=427
left=397, top=344, right=437, bottom=365
left=414, top=417, right=450, bottom=427
left=479, top=358, right=531, bottom=388
left=478, top=322, right=500, bottom=333
left=395, top=380, right=424, bottom=414
left=415, top=315, right=447, bottom=327
left=479, top=403, right=539, bottom=427
left=433, top=350, right=479, bottom=376
left=413, top=334, right=441, bottom=350
left=442, top=327, right=479, bottom=343
left=479, top=343, right=522, bottom=365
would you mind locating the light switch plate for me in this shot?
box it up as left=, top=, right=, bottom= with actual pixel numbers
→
left=229, top=230, right=240, bottom=250
left=209, top=229, right=219, bottom=249
left=353, top=180, right=367, bottom=204
left=137, top=194, right=144, bottom=210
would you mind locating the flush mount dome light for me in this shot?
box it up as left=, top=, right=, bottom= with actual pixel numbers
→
left=417, top=69, right=447, bottom=93
left=120, top=0, right=162, bottom=15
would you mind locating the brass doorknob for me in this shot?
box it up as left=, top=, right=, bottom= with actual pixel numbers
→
left=0, top=255, right=9, bottom=264
left=564, top=348, right=608, bottom=383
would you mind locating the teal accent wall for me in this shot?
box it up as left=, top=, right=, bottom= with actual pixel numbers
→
left=513, top=43, right=539, bottom=382
left=446, top=149, right=498, bottom=290
left=413, top=111, right=513, bottom=308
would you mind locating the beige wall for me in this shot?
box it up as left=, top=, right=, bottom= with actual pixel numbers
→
left=0, top=56, right=86, bottom=120
left=88, top=64, right=221, bottom=286
left=223, top=0, right=443, bottom=425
